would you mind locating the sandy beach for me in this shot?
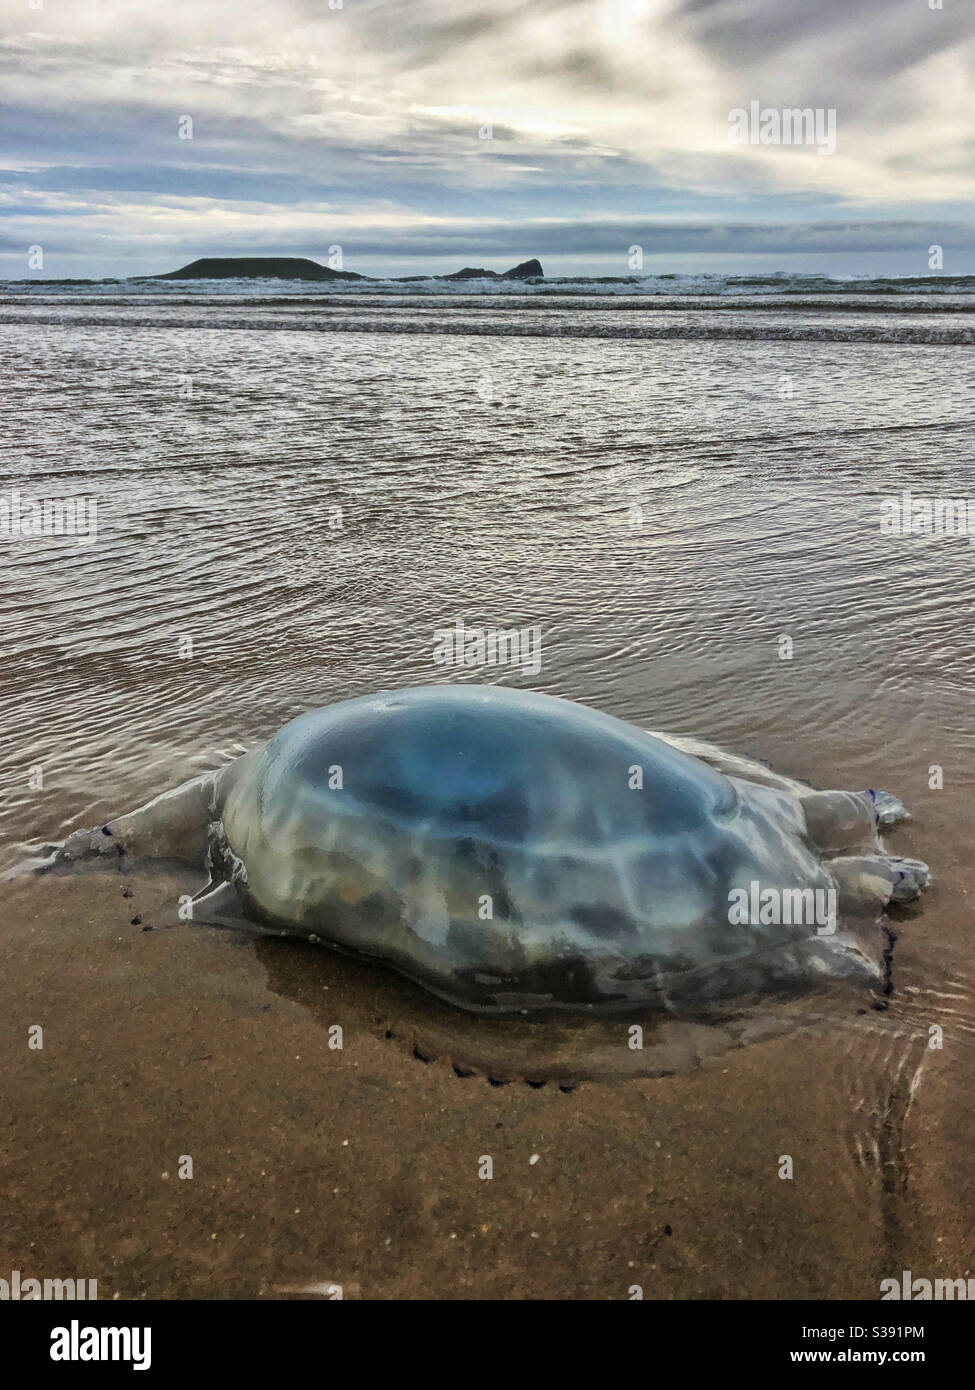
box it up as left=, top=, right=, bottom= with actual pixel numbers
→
left=3, top=802, right=971, bottom=1301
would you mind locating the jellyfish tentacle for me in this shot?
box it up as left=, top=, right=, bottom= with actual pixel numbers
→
left=54, top=753, right=255, bottom=869
left=861, top=788, right=910, bottom=829
left=830, top=854, right=929, bottom=913
left=800, top=790, right=879, bottom=855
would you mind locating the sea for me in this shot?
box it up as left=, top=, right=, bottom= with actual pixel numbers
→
left=2, top=270, right=974, bottom=867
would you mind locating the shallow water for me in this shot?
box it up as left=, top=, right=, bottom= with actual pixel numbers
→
left=2, top=282, right=973, bottom=1296
left=3, top=290, right=974, bottom=858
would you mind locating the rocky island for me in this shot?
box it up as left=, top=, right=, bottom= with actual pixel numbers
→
left=153, top=256, right=544, bottom=282
left=155, top=257, right=365, bottom=282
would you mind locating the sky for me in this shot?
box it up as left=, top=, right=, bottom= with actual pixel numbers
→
left=2, top=0, right=974, bottom=280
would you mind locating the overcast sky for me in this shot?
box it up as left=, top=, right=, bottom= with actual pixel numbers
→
left=2, top=0, right=974, bottom=279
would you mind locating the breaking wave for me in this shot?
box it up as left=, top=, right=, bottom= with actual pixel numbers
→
left=3, top=273, right=975, bottom=345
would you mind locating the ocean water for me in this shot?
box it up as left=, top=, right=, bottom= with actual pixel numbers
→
left=1, top=275, right=973, bottom=935
left=5, top=272, right=975, bottom=345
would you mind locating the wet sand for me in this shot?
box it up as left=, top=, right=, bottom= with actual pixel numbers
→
left=2, top=795, right=971, bottom=1300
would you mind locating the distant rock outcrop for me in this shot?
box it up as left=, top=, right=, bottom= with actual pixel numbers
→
left=442, top=267, right=494, bottom=280
left=501, top=259, right=544, bottom=279
left=155, top=257, right=366, bottom=282
left=443, top=259, right=543, bottom=281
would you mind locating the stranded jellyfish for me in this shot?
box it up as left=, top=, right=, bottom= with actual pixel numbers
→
left=58, top=686, right=928, bottom=1015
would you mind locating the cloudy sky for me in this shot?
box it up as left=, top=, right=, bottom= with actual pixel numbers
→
left=2, top=0, right=974, bottom=279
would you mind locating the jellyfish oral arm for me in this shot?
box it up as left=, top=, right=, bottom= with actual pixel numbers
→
left=55, top=754, right=253, bottom=868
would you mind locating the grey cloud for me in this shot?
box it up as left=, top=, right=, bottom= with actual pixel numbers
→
left=1, top=0, right=973, bottom=276
left=94, top=218, right=975, bottom=266
left=338, top=219, right=975, bottom=260
left=673, top=0, right=973, bottom=115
